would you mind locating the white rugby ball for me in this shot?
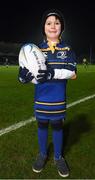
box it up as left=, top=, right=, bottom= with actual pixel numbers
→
left=19, top=43, right=47, bottom=79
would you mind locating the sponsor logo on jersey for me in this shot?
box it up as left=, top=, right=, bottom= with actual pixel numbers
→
left=42, top=52, right=48, bottom=59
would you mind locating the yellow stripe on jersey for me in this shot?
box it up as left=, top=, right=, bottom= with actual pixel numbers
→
left=36, top=109, right=66, bottom=114
left=55, top=47, right=70, bottom=51
left=40, top=46, right=70, bottom=52
left=35, top=101, right=66, bottom=105
left=48, top=62, right=67, bottom=65
left=40, top=48, right=50, bottom=51
left=48, top=62, right=74, bottom=65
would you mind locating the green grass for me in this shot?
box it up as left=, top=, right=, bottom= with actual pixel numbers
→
left=0, top=66, right=34, bottom=128
left=0, top=64, right=95, bottom=179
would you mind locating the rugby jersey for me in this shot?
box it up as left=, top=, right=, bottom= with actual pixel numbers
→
left=34, top=40, right=77, bottom=120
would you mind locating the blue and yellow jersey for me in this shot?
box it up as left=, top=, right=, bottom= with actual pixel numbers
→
left=34, top=40, right=77, bottom=120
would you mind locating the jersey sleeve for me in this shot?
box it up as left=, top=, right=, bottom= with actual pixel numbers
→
left=54, top=48, right=77, bottom=79
left=54, top=69, right=75, bottom=79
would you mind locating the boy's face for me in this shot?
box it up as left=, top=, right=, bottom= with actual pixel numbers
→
left=44, top=16, right=61, bottom=41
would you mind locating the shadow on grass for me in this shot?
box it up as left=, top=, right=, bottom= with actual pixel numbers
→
left=47, top=113, right=92, bottom=159
left=63, top=113, right=92, bottom=154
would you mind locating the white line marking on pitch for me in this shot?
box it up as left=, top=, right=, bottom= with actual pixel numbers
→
left=0, top=94, right=95, bottom=137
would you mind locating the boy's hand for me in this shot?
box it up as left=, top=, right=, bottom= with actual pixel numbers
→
left=37, top=69, right=54, bottom=83
left=18, top=67, right=34, bottom=83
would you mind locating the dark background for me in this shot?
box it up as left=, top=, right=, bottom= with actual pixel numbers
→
left=0, top=1, right=95, bottom=60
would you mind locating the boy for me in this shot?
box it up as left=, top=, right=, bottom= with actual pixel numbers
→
left=19, top=9, right=77, bottom=177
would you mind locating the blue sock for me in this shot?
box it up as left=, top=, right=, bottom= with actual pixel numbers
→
left=38, top=127, right=48, bottom=157
left=52, top=129, right=63, bottom=160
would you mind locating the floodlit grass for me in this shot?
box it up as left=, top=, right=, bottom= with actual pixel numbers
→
left=0, top=64, right=95, bottom=179
left=0, top=66, right=34, bottom=128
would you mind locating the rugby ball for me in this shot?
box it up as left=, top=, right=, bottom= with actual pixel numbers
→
left=19, top=43, right=47, bottom=79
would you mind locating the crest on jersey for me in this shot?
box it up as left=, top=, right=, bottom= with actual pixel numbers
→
left=57, top=51, right=67, bottom=59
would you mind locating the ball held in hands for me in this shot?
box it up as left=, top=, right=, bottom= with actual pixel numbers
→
left=18, top=43, right=47, bottom=80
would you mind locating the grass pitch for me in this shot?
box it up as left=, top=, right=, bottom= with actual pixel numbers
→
left=0, top=64, right=95, bottom=179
